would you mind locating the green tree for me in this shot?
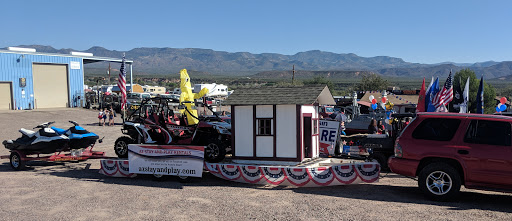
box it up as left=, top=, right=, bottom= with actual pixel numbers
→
left=303, top=76, right=335, bottom=93
left=452, top=68, right=496, bottom=114
left=497, top=87, right=512, bottom=99
left=355, top=74, right=388, bottom=91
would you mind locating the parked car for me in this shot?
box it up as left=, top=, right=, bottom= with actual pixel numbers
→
left=319, top=105, right=335, bottom=118
left=126, top=92, right=151, bottom=104
left=388, top=112, right=512, bottom=201
left=156, top=94, right=180, bottom=103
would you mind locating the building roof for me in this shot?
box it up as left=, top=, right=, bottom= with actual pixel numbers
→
left=223, top=85, right=335, bottom=106
left=360, top=91, right=418, bottom=105
left=0, top=49, right=133, bottom=64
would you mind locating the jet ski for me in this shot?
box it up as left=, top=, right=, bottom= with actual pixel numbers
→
left=3, top=122, right=69, bottom=154
left=52, top=121, right=100, bottom=149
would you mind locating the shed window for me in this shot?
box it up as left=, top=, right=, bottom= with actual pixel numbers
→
left=313, top=119, right=318, bottom=134
left=257, top=119, right=272, bottom=136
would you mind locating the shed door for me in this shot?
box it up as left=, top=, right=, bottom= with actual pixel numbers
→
left=0, top=82, right=12, bottom=110
left=33, top=64, right=69, bottom=108
left=303, top=116, right=312, bottom=158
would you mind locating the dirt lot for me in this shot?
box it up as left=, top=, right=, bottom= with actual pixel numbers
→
left=0, top=108, right=511, bottom=220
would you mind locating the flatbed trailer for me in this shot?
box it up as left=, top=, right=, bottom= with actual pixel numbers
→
left=1, top=145, right=109, bottom=170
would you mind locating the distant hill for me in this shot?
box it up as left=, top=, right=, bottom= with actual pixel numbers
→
left=5, top=45, right=512, bottom=79
left=253, top=70, right=375, bottom=79
left=376, top=64, right=463, bottom=78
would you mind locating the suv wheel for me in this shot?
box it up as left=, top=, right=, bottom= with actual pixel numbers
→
left=418, top=163, right=461, bottom=201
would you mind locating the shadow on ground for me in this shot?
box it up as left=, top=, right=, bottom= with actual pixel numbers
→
left=1, top=161, right=511, bottom=213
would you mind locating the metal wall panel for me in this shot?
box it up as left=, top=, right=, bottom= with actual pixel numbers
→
left=0, top=52, right=84, bottom=109
left=0, top=82, right=13, bottom=110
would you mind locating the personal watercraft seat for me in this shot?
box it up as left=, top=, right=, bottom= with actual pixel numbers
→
left=39, top=128, right=59, bottom=137
left=69, top=126, right=89, bottom=134
left=52, top=127, right=67, bottom=135
left=19, top=128, right=36, bottom=138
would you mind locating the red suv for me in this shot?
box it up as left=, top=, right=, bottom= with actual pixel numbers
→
left=389, top=112, right=512, bottom=201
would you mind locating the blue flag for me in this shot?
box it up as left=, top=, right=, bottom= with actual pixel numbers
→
left=425, top=77, right=440, bottom=112
left=476, top=76, right=484, bottom=114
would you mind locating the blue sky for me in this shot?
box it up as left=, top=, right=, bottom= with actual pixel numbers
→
left=1, top=0, right=511, bottom=64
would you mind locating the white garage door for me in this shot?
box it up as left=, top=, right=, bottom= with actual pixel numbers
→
left=33, top=64, right=69, bottom=108
left=0, top=82, right=13, bottom=110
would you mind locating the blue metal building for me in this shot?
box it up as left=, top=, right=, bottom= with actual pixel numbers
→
left=0, top=48, right=133, bottom=110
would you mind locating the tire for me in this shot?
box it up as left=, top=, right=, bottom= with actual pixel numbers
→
left=10, top=152, right=26, bottom=171
left=114, top=136, right=134, bottom=158
left=177, top=175, right=193, bottom=183
left=152, top=174, right=167, bottom=181
left=204, top=139, right=226, bottom=163
left=371, top=153, right=389, bottom=172
left=418, top=163, right=461, bottom=201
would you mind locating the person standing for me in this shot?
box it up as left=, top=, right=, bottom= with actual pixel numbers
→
left=98, top=109, right=104, bottom=126
left=368, top=119, right=378, bottom=134
left=377, top=120, right=386, bottom=135
left=109, top=108, right=115, bottom=126
left=340, top=121, right=347, bottom=136
left=335, top=111, right=347, bottom=122
left=102, top=108, right=108, bottom=126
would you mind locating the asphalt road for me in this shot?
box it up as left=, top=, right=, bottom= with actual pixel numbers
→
left=0, top=108, right=510, bottom=220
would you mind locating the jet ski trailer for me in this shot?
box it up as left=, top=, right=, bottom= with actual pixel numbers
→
left=1, top=144, right=107, bottom=171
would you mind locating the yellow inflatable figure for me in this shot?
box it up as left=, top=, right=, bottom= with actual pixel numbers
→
left=179, top=69, right=209, bottom=125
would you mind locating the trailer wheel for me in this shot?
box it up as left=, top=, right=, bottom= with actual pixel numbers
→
left=152, top=174, right=167, bottom=181
left=204, top=139, right=226, bottom=163
left=10, top=152, right=26, bottom=170
left=114, top=136, right=134, bottom=158
left=177, top=176, right=192, bottom=183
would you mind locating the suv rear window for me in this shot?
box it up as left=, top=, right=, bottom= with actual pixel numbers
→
left=412, top=118, right=461, bottom=141
left=464, top=120, right=511, bottom=146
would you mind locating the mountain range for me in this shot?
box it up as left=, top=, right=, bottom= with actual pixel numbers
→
left=5, top=45, right=512, bottom=79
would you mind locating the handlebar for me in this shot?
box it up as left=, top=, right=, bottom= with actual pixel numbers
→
left=33, top=121, right=55, bottom=129
left=68, top=120, right=79, bottom=126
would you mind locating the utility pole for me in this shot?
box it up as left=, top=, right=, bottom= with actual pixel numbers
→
left=292, top=65, right=295, bottom=84
left=108, top=63, right=111, bottom=85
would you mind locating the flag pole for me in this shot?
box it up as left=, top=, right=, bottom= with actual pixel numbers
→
left=108, top=63, right=111, bottom=86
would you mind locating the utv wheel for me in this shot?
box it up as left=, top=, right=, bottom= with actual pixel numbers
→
left=418, top=163, right=461, bottom=201
left=114, top=136, right=134, bottom=158
left=10, top=152, right=26, bottom=171
left=204, top=139, right=226, bottom=163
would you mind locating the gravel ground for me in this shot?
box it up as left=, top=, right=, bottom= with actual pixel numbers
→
left=0, top=108, right=511, bottom=221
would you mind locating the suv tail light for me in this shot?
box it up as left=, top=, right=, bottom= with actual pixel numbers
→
left=394, top=140, right=403, bottom=158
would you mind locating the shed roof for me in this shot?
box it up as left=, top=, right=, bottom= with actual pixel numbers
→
left=0, top=49, right=133, bottom=64
left=223, top=85, right=335, bottom=106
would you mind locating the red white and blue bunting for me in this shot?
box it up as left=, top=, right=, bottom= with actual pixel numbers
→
left=204, top=162, right=380, bottom=187
left=99, top=159, right=380, bottom=187
left=99, top=159, right=137, bottom=178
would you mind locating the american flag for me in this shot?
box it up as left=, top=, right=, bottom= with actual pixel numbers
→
left=117, top=54, right=127, bottom=110
left=433, top=71, right=454, bottom=109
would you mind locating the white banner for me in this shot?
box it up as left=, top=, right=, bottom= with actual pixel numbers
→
left=319, top=120, right=340, bottom=156
left=128, top=144, right=204, bottom=177
left=70, top=61, right=80, bottom=69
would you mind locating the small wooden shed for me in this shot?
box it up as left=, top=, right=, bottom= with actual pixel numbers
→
left=223, top=86, right=335, bottom=165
